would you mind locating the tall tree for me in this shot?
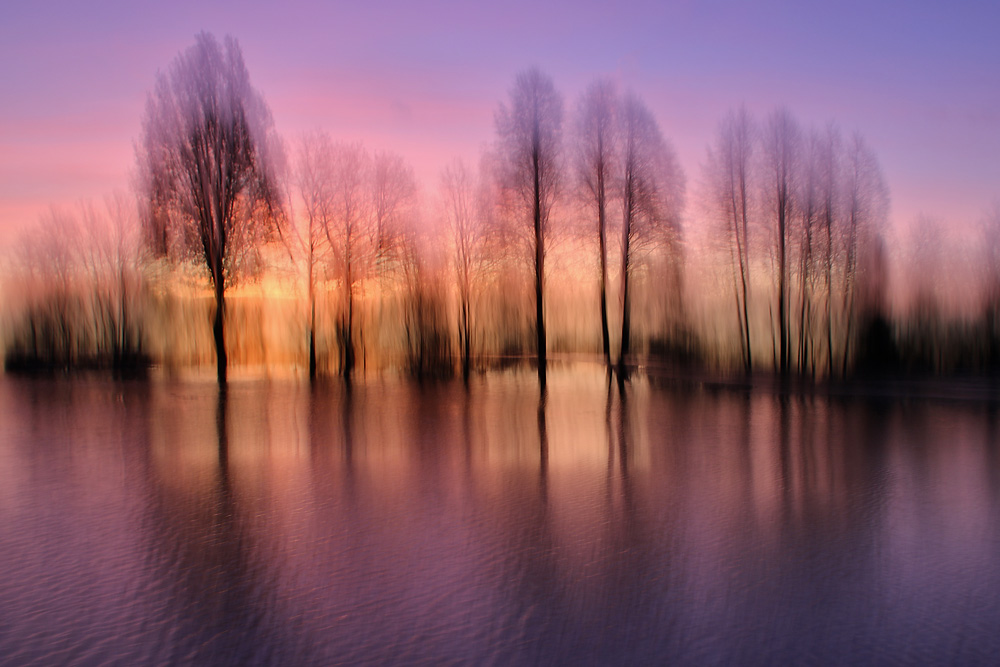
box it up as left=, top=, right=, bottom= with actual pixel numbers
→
left=816, top=124, right=842, bottom=377
left=137, top=32, right=283, bottom=383
left=794, top=128, right=824, bottom=375
left=762, top=109, right=800, bottom=375
left=979, top=203, right=1000, bottom=366
left=616, top=93, right=684, bottom=374
left=296, top=131, right=338, bottom=380
left=325, top=141, right=371, bottom=378
left=574, top=78, right=619, bottom=368
left=839, top=132, right=888, bottom=375
left=705, top=106, right=755, bottom=373
left=495, top=68, right=563, bottom=385
left=441, top=158, right=490, bottom=381
left=369, top=149, right=418, bottom=361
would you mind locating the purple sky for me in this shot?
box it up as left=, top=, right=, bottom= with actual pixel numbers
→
left=1, top=0, right=997, bottom=246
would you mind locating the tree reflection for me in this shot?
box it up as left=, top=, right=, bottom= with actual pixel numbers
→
left=217, top=385, right=229, bottom=472
left=607, top=377, right=638, bottom=544
left=778, top=393, right=793, bottom=523
left=136, top=383, right=282, bottom=663
left=341, top=381, right=354, bottom=468
left=538, top=383, right=549, bottom=497
left=10, top=373, right=1000, bottom=663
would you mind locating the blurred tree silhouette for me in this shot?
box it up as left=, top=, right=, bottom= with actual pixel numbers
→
left=615, top=92, right=685, bottom=375
left=495, top=68, right=564, bottom=385
left=762, top=109, right=801, bottom=376
left=574, top=79, right=619, bottom=369
left=137, top=32, right=284, bottom=383
left=704, top=107, right=755, bottom=373
left=4, top=198, right=147, bottom=371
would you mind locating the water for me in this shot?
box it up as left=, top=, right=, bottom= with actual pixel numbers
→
left=2, top=366, right=1000, bottom=665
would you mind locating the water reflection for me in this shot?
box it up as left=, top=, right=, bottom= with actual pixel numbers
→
left=3, top=368, right=1000, bottom=663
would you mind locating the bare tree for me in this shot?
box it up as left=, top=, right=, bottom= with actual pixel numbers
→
left=296, top=131, right=337, bottom=379
left=105, top=193, right=144, bottom=364
left=8, top=210, right=83, bottom=366
left=324, top=141, right=371, bottom=377
left=136, top=32, right=284, bottom=383
left=839, top=132, right=888, bottom=375
left=810, top=124, right=842, bottom=376
left=80, top=195, right=144, bottom=367
left=793, top=131, right=816, bottom=374
left=441, top=159, right=483, bottom=380
left=574, top=78, right=619, bottom=368
left=79, top=203, right=120, bottom=362
left=398, top=215, right=451, bottom=376
left=705, top=106, right=755, bottom=372
left=762, top=109, right=801, bottom=375
left=371, top=150, right=417, bottom=277
left=616, top=93, right=684, bottom=374
left=369, top=149, right=418, bottom=366
left=495, top=68, right=563, bottom=384
left=296, top=136, right=418, bottom=379
left=978, top=203, right=1000, bottom=366
left=6, top=198, right=145, bottom=369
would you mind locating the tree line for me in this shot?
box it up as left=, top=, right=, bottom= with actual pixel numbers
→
left=704, top=107, right=890, bottom=377
left=3, top=32, right=997, bottom=383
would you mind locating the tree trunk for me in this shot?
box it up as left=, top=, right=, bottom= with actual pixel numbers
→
left=461, top=298, right=471, bottom=382
left=826, top=211, right=834, bottom=378
left=598, top=164, right=610, bottom=368
left=308, top=275, right=317, bottom=380
left=841, top=212, right=859, bottom=378
left=214, top=279, right=227, bottom=384
left=308, top=319, right=317, bottom=381
left=740, top=198, right=752, bottom=373
left=619, top=267, right=632, bottom=374
left=343, top=290, right=355, bottom=378
left=533, top=145, right=546, bottom=386
left=618, top=180, right=633, bottom=377
left=778, top=202, right=788, bottom=376
left=307, top=247, right=317, bottom=380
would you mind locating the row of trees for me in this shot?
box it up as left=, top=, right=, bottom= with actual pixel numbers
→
left=128, top=34, right=690, bottom=384
left=9, top=32, right=998, bottom=383
left=297, top=134, right=419, bottom=378
left=704, top=108, right=890, bottom=377
left=573, top=80, right=685, bottom=375
left=3, top=196, right=146, bottom=369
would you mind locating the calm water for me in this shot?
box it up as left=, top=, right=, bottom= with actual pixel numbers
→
left=3, top=366, right=1000, bottom=665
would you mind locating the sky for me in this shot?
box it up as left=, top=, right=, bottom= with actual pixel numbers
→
left=1, top=0, right=997, bottom=248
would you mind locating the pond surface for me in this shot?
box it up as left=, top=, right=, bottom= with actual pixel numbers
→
left=2, top=366, right=1000, bottom=665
